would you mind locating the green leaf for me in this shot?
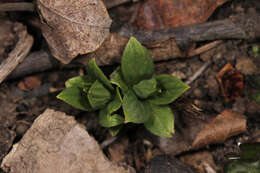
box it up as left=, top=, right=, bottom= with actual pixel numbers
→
left=225, top=143, right=260, bottom=173
left=224, top=160, right=260, bottom=173
left=99, top=109, right=124, bottom=128
left=240, top=143, right=260, bottom=161
left=88, top=80, right=112, bottom=109
left=109, top=125, right=123, bottom=136
left=144, top=103, right=174, bottom=138
left=121, top=37, right=154, bottom=86
left=122, top=90, right=150, bottom=123
left=252, top=45, right=259, bottom=57
left=106, top=87, right=122, bottom=114
left=149, top=74, right=190, bottom=105
left=110, top=67, right=129, bottom=93
left=57, top=87, right=92, bottom=111
left=86, top=58, right=114, bottom=91
left=249, top=93, right=260, bottom=104
left=65, top=75, right=94, bottom=92
left=133, top=78, right=157, bottom=99
left=99, top=88, right=124, bottom=128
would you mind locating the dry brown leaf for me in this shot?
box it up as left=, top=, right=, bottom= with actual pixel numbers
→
left=134, top=0, right=230, bottom=30
left=180, top=152, right=217, bottom=173
left=192, top=110, right=246, bottom=149
left=149, top=102, right=247, bottom=155
left=216, top=63, right=244, bottom=102
left=0, top=21, right=33, bottom=84
left=37, top=0, right=112, bottom=64
left=18, top=76, right=42, bottom=91
left=1, top=109, right=135, bottom=173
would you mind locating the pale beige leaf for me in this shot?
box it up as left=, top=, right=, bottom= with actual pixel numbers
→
left=37, top=0, right=112, bottom=64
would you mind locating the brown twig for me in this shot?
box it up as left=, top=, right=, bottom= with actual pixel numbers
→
left=100, top=136, right=118, bottom=149
left=120, top=13, right=260, bottom=46
left=0, top=3, right=35, bottom=12
left=185, top=61, right=211, bottom=85
left=8, top=14, right=260, bottom=79
left=9, top=51, right=59, bottom=79
left=188, top=40, right=223, bottom=57
left=0, top=29, right=34, bottom=84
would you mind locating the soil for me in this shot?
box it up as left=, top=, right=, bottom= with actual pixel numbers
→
left=0, top=0, right=260, bottom=173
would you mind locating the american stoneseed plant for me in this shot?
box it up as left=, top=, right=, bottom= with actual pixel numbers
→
left=57, top=37, right=189, bottom=137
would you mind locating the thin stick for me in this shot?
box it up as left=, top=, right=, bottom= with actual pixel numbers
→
left=120, top=13, right=260, bottom=45
left=101, top=136, right=117, bottom=149
left=185, top=61, right=211, bottom=85
left=0, top=31, right=34, bottom=84
left=188, top=40, right=223, bottom=57
left=0, top=3, right=35, bottom=12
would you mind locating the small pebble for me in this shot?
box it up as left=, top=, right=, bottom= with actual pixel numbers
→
left=171, top=71, right=186, bottom=80
left=193, top=88, right=204, bottom=98
left=235, top=57, right=258, bottom=75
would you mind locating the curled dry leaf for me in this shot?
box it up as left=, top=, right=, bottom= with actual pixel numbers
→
left=192, top=110, right=246, bottom=149
left=134, top=0, right=230, bottom=30
left=1, top=109, right=135, bottom=173
left=150, top=101, right=246, bottom=155
left=37, top=0, right=112, bottom=64
left=18, top=76, right=42, bottom=91
left=216, top=63, right=244, bottom=102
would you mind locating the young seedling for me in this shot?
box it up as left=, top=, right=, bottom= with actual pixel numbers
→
left=57, top=37, right=189, bottom=137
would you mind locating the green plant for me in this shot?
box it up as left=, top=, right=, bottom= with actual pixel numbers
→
left=252, top=45, right=259, bottom=58
left=224, top=143, right=260, bottom=173
left=57, top=37, right=189, bottom=137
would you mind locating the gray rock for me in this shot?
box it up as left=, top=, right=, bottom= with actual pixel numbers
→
left=1, top=109, right=134, bottom=173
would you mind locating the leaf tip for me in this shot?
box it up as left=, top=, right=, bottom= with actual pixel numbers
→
left=129, top=36, right=137, bottom=42
left=56, top=91, right=63, bottom=100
